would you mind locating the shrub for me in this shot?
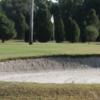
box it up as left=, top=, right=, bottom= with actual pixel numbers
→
left=85, top=25, right=99, bottom=41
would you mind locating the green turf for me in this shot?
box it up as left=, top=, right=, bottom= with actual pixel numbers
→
left=0, top=42, right=100, bottom=60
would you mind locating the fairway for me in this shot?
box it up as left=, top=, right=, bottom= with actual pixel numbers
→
left=0, top=42, right=100, bottom=60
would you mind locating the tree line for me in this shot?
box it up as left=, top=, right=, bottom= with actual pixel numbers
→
left=0, top=0, right=100, bottom=43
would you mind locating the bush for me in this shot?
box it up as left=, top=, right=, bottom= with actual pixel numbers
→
left=0, top=13, right=16, bottom=43
left=85, top=25, right=99, bottom=42
left=54, top=17, right=65, bottom=43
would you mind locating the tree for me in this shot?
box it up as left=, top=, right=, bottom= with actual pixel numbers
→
left=35, top=2, right=52, bottom=42
left=54, top=17, right=65, bottom=42
left=65, top=17, right=80, bottom=42
left=1, top=0, right=30, bottom=39
left=0, top=13, right=16, bottom=43
left=16, top=13, right=29, bottom=39
left=52, top=3, right=65, bottom=42
left=86, top=9, right=100, bottom=29
left=1, top=0, right=53, bottom=42
left=58, top=0, right=84, bottom=42
left=84, top=9, right=100, bottom=42
left=80, top=9, right=100, bottom=42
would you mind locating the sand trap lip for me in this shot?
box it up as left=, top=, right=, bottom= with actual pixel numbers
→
left=0, top=57, right=100, bottom=84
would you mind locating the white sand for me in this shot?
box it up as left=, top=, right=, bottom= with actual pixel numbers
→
left=0, top=57, right=100, bottom=84
left=0, top=68, right=100, bottom=84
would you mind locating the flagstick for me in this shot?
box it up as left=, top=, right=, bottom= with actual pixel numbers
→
left=29, top=0, right=34, bottom=45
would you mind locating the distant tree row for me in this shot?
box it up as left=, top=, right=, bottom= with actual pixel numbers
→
left=0, top=0, right=100, bottom=43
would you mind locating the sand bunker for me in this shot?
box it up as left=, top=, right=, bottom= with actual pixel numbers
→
left=0, top=57, right=100, bottom=84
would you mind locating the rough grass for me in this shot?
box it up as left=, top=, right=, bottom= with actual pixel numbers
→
left=0, top=82, right=100, bottom=100
left=0, top=42, right=100, bottom=60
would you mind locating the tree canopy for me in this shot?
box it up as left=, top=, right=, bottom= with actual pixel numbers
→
left=0, top=0, right=100, bottom=43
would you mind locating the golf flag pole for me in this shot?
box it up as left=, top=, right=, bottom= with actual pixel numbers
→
left=29, top=0, right=34, bottom=45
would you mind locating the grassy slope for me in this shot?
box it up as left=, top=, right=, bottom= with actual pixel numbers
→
left=0, top=82, right=100, bottom=100
left=0, top=42, right=100, bottom=60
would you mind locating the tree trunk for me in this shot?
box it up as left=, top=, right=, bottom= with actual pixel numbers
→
left=2, top=39, right=5, bottom=43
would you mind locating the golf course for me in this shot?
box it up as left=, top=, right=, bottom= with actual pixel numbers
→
left=0, top=42, right=100, bottom=100
left=0, top=0, right=100, bottom=99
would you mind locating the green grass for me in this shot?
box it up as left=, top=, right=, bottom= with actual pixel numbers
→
left=0, top=42, right=100, bottom=60
left=0, top=82, right=100, bottom=100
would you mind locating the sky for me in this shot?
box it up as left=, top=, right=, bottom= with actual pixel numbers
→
left=52, top=0, right=58, bottom=2
left=50, top=0, right=58, bottom=3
